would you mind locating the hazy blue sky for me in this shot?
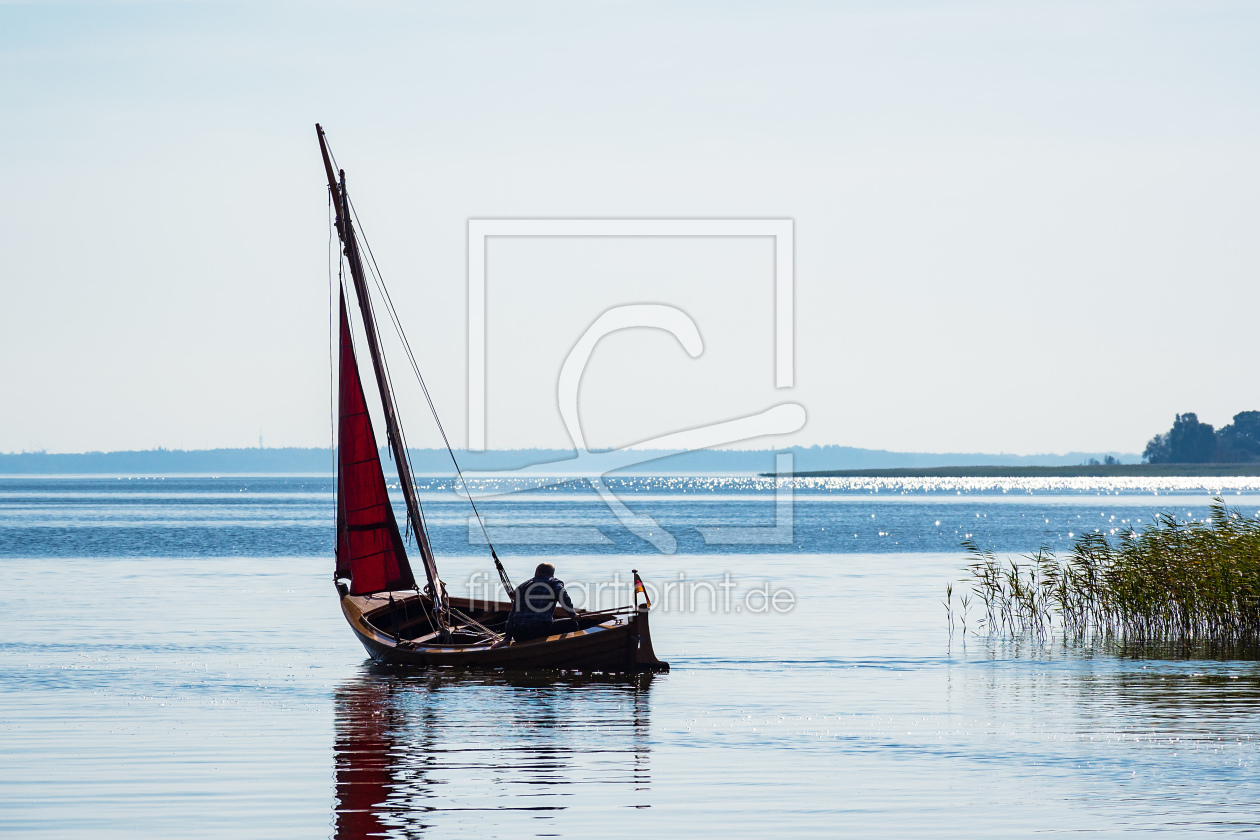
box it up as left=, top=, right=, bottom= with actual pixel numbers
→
left=2, top=1, right=1258, bottom=454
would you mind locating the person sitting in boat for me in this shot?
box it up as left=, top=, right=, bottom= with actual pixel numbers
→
left=501, top=562, right=579, bottom=644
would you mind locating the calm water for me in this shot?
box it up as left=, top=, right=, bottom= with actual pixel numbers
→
left=5, top=475, right=1260, bottom=837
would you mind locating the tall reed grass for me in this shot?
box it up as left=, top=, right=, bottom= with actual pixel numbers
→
left=960, top=499, right=1260, bottom=642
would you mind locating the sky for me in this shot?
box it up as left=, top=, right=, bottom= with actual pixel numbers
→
left=1, top=0, right=1258, bottom=455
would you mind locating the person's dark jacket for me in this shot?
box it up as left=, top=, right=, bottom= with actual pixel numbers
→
left=504, top=576, right=578, bottom=642
left=511, top=576, right=577, bottom=621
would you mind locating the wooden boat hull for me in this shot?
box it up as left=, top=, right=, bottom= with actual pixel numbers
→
left=340, top=591, right=669, bottom=673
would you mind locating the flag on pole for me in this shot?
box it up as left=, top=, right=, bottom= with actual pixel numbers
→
left=632, top=569, right=651, bottom=609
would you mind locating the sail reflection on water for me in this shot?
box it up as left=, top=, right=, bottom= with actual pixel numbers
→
left=333, top=667, right=657, bottom=837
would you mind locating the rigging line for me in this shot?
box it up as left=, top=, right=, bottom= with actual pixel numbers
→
left=353, top=246, right=509, bottom=602
left=345, top=230, right=432, bottom=546
left=343, top=217, right=425, bottom=508
left=328, top=193, right=339, bottom=534
left=346, top=231, right=446, bottom=619
left=345, top=197, right=509, bottom=590
left=352, top=249, right=418, bottom=497
left=320, top=147, right=492, bottom=607
left=447, top=605, right=503, bottom=641
left=353, top=238, right=511, bottom=603
left=323, top=135, right=437, bottom=604
left=369, top=307, right=437, bottom=551
left=341, top=211, right=448, bottom=529
left=318, top=137, right=404, bottom=468
left=340, top=271, right=431, bottom=597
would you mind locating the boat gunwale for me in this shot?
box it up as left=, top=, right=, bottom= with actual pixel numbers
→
left=340, top=590, right=668, bottom=672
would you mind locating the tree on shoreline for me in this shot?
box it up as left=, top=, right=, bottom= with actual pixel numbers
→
left=1144, top=411, right=1260, bottom=464
left=1217, top=411, right=1260, bottom=462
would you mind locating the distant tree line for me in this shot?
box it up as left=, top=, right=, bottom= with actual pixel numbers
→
left=1083, top=455, right=1121, bottom=466
left=1144, top=411, right=1260, bottom=464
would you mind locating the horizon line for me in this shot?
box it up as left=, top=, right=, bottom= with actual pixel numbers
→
left=0, top=444, right=1143, bottom=458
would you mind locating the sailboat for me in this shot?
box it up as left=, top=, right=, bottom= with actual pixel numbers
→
left=317, top=125, right=668, bottom=672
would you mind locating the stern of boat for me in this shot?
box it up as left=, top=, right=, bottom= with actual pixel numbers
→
left=630, top=605, right=669, bottom=673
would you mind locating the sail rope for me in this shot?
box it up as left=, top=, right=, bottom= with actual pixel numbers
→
left=447, top=605, right=504, bottom=643
left=323, top=138, right=448, bottom=625
left=322, top=133, right=512, bottom=616
left=346, top=196, right=516, bottom=602
left=327, top=192, right=340, bottom=568
left=343, top=207, right=449, bottom=624
left=342, top=235, right=430, bottom=543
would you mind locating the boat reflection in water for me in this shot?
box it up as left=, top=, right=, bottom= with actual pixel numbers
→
left=333, top=666, right=657, bottom=838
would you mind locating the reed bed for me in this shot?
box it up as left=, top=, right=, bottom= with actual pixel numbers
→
left=958, top=499, right=1260, bottom=642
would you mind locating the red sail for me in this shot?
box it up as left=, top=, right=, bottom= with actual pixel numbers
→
left=336, top=290, right=417, bottom=595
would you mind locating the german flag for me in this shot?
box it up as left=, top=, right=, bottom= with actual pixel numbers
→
left=632, top=569, right=651, bottom=609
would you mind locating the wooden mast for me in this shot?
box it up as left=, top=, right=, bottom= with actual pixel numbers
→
left=317, top=124, right=447, bottom=630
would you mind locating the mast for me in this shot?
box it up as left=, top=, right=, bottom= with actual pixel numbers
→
left=317, top=124, right=446, bottom=625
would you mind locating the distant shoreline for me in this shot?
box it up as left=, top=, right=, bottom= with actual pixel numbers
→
left=788, top=464, right=1260, bottom=478
left=0, top=446, right=1147, bottom=476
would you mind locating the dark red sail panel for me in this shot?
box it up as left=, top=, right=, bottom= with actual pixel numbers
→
left=336, top=290, right=417, bottom=595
